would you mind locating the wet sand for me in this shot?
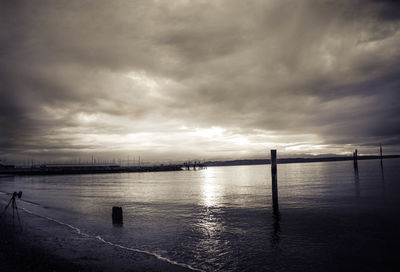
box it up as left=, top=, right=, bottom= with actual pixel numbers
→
left=0, top=204, right=191, bottom=272
left=0, top=214, right=88, bottom=271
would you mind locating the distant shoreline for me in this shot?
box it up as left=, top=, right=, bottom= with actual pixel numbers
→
left=1, top=155, right=398, bottom=176
left=204, top=155, right=400, bottom=167
left=0, top=164, right=183, bottom=176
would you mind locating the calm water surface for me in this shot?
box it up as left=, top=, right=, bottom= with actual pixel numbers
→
left=1, top=159, right=400, bottom=271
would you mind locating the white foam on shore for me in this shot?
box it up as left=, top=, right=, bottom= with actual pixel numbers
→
left=95, top=235, right=205, bottom=272
left=21, top=207, right=90, bottom=237
left=0, top=195, right=204, bottom=272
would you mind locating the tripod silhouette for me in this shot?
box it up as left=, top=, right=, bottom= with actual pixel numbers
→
left=1, top=191, right=22, bottom=226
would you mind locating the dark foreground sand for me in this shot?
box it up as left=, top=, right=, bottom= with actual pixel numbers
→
left=0, top=204, right=191, bottom=272
left=0, top=219, right=84, bottom=271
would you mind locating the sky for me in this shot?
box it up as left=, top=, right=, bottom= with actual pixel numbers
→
left=1, top=0, right=400, bottom=164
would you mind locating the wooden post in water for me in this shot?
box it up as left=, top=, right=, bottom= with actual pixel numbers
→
left=270, top=150, right=279, bottom=214
left=353, top=149, right=358, bottom=170
left=380, top=144, right=383, bottom=161
left=112, top=206, right=123, bottom=225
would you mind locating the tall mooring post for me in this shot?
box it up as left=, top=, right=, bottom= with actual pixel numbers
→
left=270, top=150, right=279, bottom=214
left=353, top=149, right=358, bottom=170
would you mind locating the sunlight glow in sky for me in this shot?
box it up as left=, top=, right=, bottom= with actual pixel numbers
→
left=1, top=0, right=399, bottom=163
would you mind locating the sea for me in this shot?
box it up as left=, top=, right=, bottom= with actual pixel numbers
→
left=1, top=158, right=399, bottom=271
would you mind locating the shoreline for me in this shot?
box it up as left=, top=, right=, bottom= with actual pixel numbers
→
left=0, top=203, right=192, bottom=272
left=0, top=165, right=184, bottom=176
left=205, top=154, right=400, bottom=167
left=1, top=155, right=398, bottom=177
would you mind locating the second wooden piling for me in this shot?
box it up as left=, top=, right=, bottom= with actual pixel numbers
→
left=271, top=150, right=279, bottom=214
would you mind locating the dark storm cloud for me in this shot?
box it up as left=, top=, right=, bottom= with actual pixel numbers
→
left=1, top=0, right=400, bottom=161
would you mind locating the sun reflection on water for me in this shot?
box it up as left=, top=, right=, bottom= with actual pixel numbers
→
left=195, top=168, right=227, bottom=259
left=202, top=182, right=217, bottom=207
left=201, top=168, right=220, bottom=207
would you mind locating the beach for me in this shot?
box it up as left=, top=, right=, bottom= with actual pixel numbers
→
left=0, top=216, right=83, bottom=271
left=0, top=202, right=191, bottom=272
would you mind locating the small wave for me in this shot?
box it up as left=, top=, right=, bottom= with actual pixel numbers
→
left=20, top=207, right=90, bottom=237
left=17, top=206, right=204, bottom=272
left=21, top=199, right=40, bottom=206
left=95, top=235, right=205, bottom=272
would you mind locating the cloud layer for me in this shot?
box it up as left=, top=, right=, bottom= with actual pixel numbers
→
left=1, top=0, right=400, bottom=162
